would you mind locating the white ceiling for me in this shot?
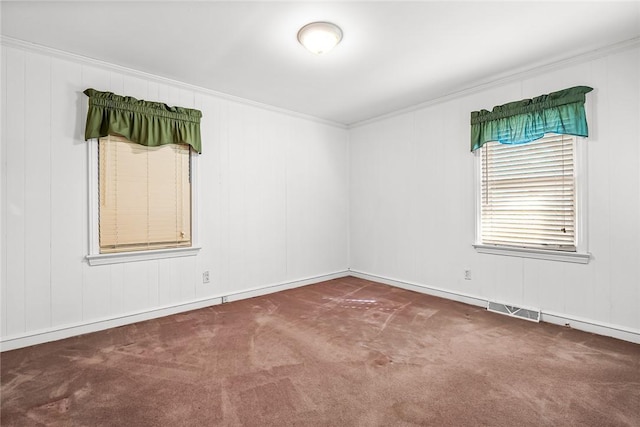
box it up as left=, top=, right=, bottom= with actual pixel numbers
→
left=2, top=1, right=639, bottom=126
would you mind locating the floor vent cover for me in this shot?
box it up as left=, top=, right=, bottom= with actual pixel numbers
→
left=487, top=301, right=541, bottom=323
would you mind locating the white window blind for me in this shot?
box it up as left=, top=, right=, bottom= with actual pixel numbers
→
left=99, top=135, right=191, bottom=254
left=480, top=134, right=576, bottom=252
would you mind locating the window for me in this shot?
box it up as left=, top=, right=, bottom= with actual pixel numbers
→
left=83, top=88, right=202, bottom=265
left=87, top=136, right=200, bottom=265
left=470, top=86, right=592, bottom=263
left=481, top=134, right=575, bottom=250
left=474, top=134, right=589, bottom=263
left=98, top=135, right=191, bottom=254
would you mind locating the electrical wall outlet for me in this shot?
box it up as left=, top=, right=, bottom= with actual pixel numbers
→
left=464, top=269, right=472, bottom=280
left=202, top=271, right=210, bottom=283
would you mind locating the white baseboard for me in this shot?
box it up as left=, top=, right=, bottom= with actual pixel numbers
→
left=4, top=269, right=637, bottom=350
left=349, top=270, right=488, bottom=308
left=540, top=311, right=640, bottom=344
left=350, top=270, right=640, bottom=345
left=222, top=270, right=349, bottom=303
left=0, top=270, right=349, bottom=352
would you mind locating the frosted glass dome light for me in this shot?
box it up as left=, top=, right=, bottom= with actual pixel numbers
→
left=297, top=22, right=343, bottom=55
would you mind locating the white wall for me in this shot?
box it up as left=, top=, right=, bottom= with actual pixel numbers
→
left=2, top=39, right=638, bottom=349
left=349, top=44, right=640, bottom=341
left=0, top=42, right=349, bottom=349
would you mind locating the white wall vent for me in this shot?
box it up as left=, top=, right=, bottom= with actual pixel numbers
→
left=487, top=301, right=541, bottom=323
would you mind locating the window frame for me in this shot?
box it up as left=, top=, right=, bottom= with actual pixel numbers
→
left=473, top=135, right=590, bottom=264
left=86, top=138, right=201, bottom=266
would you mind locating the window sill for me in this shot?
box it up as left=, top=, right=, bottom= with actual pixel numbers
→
left=473, top=244, right=590, bottom=264
left=86, top=247, right=201, bottom=266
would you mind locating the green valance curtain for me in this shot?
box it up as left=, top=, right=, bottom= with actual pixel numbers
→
left=84, top=88, right=203, bottom=154
left=470, top=86, right=593, bottom=152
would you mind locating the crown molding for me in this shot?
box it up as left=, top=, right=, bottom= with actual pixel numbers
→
left=348, top=36, right=640, bottom=129
left=2, top=35, right=638, bottom=131
left=0, top=36, right=348, bottom=130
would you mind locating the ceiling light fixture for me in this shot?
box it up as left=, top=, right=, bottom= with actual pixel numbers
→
left=297, top=21, right=343, bottom=55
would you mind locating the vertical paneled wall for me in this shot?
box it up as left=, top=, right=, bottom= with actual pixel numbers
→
left=0, top=43, right=349, bottom=343
left=2, top=39, right=638, bottom=346
left=349, top=45, right=640, bottom=335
